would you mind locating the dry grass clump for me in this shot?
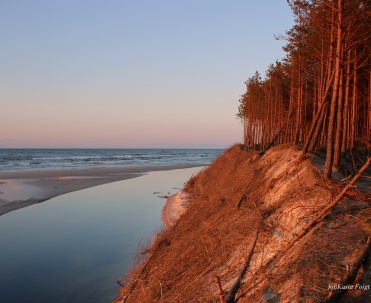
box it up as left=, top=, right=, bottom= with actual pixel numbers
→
left=115, top=144, right=260, bottom=302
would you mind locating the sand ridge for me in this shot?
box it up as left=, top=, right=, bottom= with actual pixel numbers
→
left=0, top=164, right=202, bottom=215
left=162, top=190, right=190, bottom=229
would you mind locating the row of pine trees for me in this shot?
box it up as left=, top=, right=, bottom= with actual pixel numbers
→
left=237, top=0, right=371, bottom=178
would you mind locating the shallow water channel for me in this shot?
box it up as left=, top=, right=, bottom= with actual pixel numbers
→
left=0, top=167, right=202, bottom=303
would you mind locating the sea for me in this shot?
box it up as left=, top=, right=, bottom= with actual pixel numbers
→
left=0, top=150, right=222, bottom=302
left=0, top=149, right=222, bottom=171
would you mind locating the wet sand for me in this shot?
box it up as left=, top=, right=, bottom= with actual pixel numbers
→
left=0, top=164, right=202, bottom=215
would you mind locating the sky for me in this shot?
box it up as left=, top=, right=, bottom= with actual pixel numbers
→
left=0, top=1, right=294, bottom=148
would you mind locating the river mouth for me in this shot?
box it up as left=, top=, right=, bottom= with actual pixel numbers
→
left=0, top=167, right=201, bottom=303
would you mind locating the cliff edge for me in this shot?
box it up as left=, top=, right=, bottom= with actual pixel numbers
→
left=115, top=144, right=371, bottom=303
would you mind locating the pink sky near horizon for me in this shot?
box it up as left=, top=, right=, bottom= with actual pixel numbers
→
left=2, top=110, right=242, bottom=149
left=2, top=88, right=243, bottom=148
left=1, top=1, right=293, bottom=149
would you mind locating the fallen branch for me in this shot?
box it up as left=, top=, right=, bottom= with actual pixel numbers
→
left=325, top=236, right=371, bottom=303
left=260, top=106, right=296, bottom=156
left=236, top=182, right=252, bottom=209
left=225, top=210, right=263, bottom=303
left=214, top=276, right=225, bottom=302
left=260, top=123, right=288, bottom=157
left=282, top=157, right=371, bottom=254
left=225, top=158, right=370, bottom=302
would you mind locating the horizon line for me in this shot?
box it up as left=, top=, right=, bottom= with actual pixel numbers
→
left=0, top=146, right=228, bottom=150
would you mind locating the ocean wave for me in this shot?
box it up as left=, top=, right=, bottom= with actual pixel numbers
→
left=0, top=149, right=221, bottom=171
left=1, top=156, right=33, bottom=161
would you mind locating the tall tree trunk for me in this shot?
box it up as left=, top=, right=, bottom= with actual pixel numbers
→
left=341, top=50, right=351, bottom=153
left=304, top=71, right=334, bottom=153
left=294, top=69, right=302, bottom=145
left=350, top=50, right=357, bottom=150
left=324, top=0, right=343, bottom=179
left=333, top=49, right=344, bottom=168
left=368, top=60, right=371, bottom=144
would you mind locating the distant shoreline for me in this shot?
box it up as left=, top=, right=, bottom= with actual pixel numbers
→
left=0, top=164, right=203, bottom=216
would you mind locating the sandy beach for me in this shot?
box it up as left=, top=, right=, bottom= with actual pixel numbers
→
left=0, top=164, right=202, bottom=215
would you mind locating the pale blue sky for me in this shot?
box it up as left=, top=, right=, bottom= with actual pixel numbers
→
left=0, top=1, right=293, bottom=148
